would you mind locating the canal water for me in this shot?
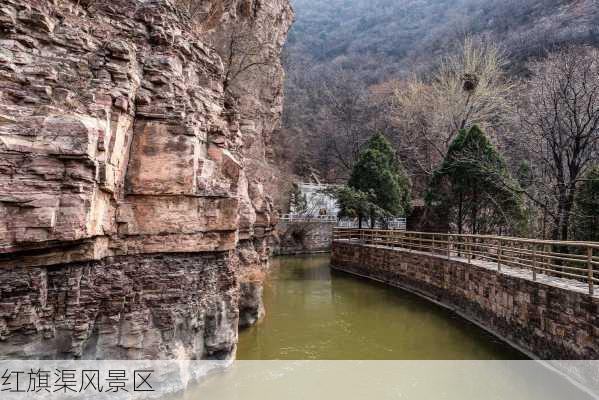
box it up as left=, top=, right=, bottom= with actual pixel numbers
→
left=176, top=254, right=596, bottom=400
left=237, top=254, right=524, bottom=360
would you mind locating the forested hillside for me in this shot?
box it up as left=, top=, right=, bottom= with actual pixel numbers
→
left=275, top=0, right=599, bottom=241
left=288, top=0, right=598, bottom=78
left=277, top=0, right=599, bottom=182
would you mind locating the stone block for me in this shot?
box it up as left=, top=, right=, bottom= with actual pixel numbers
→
left=14, top=206, right=56, bottom=228
left=126, top=121, right=199, bottom=195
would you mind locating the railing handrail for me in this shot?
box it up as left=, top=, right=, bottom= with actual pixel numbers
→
left=333, top=228, right=599, bottom=249
left=332, top=228, right=598, bottom=295
left=280, top=214, right=338, bottom=222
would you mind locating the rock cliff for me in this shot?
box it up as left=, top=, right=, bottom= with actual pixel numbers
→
left=0, top=0, right=292, bottom=359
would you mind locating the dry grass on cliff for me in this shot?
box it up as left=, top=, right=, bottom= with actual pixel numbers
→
left=174, top=0, right=225, bottom=31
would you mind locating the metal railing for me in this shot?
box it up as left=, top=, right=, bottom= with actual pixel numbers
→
left=333, top=228, right=599, bottom=296
left=280, top=214, right=338, bottom=223
left=337, top=218, right=407, bottom=230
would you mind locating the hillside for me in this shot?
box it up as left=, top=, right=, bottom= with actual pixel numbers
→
left=287, top=0, right=598, bottom=78
left=276, top=0, right=599, bottom=187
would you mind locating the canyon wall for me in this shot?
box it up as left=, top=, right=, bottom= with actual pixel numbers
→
left=0, top=0, right=292, bottom=359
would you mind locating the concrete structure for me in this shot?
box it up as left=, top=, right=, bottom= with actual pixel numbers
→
left=337, top=217, right=407, bottom=230
left=291, top=183, right=339, bottom=217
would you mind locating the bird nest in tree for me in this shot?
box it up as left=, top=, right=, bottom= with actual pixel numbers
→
left=462, top=73, right=479, bottom=92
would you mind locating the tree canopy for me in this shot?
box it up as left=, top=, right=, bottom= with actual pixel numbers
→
left=426, top=125, right=523, bottom=234
left=331, top=186, right=381, bottom=228
left=290, top=183, right=308, bottom=215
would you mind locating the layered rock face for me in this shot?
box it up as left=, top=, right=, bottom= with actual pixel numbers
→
left=0, top=0, right=292, bottom=359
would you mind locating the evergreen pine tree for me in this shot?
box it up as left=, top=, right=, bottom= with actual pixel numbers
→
left=426, top=125, right=523, bottom=234
left=348, top=133, right=411, bottom=227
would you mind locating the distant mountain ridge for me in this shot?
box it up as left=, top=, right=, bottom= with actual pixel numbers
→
left=274, top=0, right=599, bottom=186
left=286, top=0, right=599, bottom=80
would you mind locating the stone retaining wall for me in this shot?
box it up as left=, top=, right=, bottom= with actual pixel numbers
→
left=273, top=222, right=334, bottom=255
left=331, top=241, right=599, bottom=360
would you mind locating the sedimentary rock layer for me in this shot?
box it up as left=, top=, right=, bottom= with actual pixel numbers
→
left=0, top=0, right=292, bottom=359
left=1, top=253, right=237, bottom=359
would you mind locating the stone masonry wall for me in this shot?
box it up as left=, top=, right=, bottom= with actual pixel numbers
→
left=331, top=241, right=599, bottom=360
left=273, top=221, right=334, bottom=255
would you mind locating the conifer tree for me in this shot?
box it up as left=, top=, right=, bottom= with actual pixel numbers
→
left=426, top=125, right=523, bottom=234
left=348, top=133, right=411, bottom=227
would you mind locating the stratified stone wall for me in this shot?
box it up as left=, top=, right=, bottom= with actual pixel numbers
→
left=331, top=241, right=599, bottom=359
left=0, top=253, right=237, bottom=360
left=0, top=0, right=293, bottom=360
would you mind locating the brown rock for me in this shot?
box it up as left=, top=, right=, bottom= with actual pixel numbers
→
left=0, top=0, right=293, bottom=362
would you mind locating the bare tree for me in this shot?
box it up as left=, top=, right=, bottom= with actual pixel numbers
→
left=317, top=68, right=374, bottom=171
left=519, top=46, right=599, bottom=241
left=392, top=37, right=514, bottom=176
left=174, top=0, right=208, bottom=19
left=174, top=0, right=223, bottom=27
left=220, top=26, right=278, bottom=93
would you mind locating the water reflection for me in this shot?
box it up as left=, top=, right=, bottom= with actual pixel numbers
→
left=237, top=254, right=525, bottom=360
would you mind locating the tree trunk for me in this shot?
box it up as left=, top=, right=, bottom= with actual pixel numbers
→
left=370, top=208, right=376, bottom=229
left=554, top=189, right=574, bottom=241
left=560, top=191, right=575, bottom=242
left=471, top=190, right=478, bottom=235
left=542, top=206, right=547, bottom=240
left=457, top=192, right=464, bottom=235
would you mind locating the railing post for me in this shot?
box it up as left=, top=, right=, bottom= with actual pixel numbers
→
left=532, top=244, right=537, bottom=281
left=432, top=234, right=435, bottom=255
left=447, top=235, right=451, bottom=260
left=544, top=244, right=550, bottom=276
left=497, top=238, right=502, bottom=272
left=588, top=247, right=594, bottom=296
left=467, top=236, right=472, bottom=264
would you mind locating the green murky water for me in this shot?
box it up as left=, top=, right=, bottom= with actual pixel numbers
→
left=176, top=255, right=595, bottom=400
left=237, top=254, right=525, bottom=360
